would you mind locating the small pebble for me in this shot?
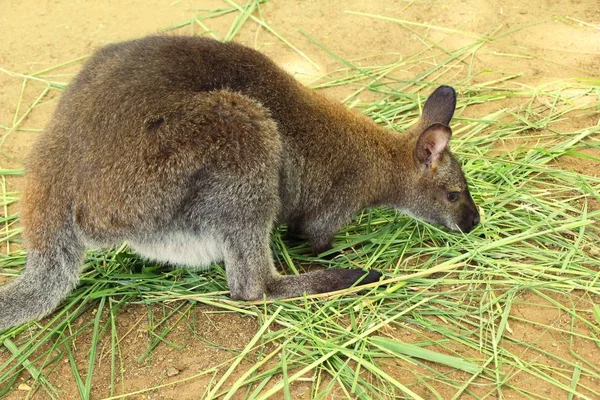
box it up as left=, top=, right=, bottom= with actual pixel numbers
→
left=18, top=384, right=31, bottom=391
left=166, top=366, right=180, bottom=377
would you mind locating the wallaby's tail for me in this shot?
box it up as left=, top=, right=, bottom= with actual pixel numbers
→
left=0, top=228, right=84, bottom=330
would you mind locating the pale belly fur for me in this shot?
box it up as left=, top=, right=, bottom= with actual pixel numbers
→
left=129, top=231, right=225, bottom=269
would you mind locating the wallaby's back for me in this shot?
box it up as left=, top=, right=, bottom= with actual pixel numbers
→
left=24, top=36, right=382, bottom=238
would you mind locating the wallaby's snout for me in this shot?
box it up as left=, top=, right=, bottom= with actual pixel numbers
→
left=456, top=191, right=480, bottom=233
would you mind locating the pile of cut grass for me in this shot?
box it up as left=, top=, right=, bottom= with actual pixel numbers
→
left=0, top=1, right=599, bottom=399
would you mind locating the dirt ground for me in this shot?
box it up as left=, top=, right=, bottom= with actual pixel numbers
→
left=0, top=0, right=599, bottom=399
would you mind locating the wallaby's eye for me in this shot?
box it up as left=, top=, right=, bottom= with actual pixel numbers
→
left=447, top=191, right=460, bottom=202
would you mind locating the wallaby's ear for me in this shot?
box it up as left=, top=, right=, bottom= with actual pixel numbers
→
left=421, top=85, right=456, bottom=126
left=415, top=123, right=452, bottom=171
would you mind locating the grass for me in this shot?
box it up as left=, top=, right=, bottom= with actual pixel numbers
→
left=0, top=0, right=599, bottom=399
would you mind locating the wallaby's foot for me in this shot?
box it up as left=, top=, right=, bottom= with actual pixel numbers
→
left=330, top=268, right=383, bottom=289
left=224, top=228, right=382, bottom=301
left=266, top=268, right=382, bottom=299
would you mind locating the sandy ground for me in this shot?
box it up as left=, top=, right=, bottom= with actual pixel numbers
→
left=0, top=0, right=599, bottom=399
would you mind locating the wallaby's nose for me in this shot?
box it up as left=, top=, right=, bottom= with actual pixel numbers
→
left=473, top=213, right=480, bottom=227
left=460, top=206, right=480, bottom=233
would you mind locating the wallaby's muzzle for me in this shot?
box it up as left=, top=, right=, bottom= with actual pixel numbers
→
left=457, top=195, right=480, bottom=233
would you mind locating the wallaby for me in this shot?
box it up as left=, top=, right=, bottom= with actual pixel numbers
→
left=0, top=36, right=479, bottom=330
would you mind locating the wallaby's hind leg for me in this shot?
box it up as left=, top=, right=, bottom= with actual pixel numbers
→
left=222, top=230, right=276, bottom=300
left=223, top=228, right=381, bottom=301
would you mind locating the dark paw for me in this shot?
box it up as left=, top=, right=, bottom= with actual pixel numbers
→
left=354, top=269, right=383, bottom=286
left=338, top=269, right=383, bottom=290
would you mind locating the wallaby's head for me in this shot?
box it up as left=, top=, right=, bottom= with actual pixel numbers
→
left=398, top=86, right=480, bottom=233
